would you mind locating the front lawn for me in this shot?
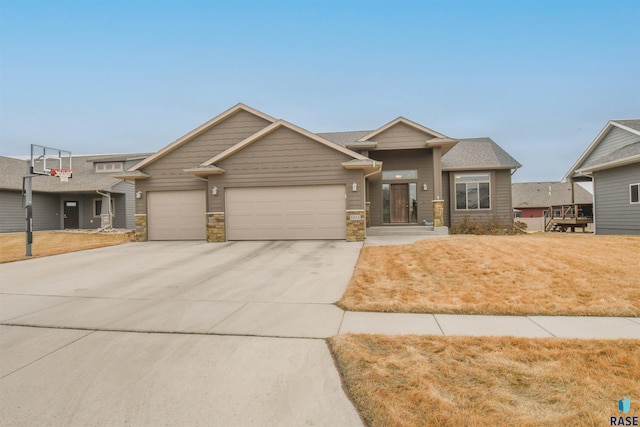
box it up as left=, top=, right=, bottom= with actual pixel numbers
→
left=339, top=234, right=640, bottom=316
left=329, top=334, right=640, bottom=427
left=0, top=230, right=134, bottom=263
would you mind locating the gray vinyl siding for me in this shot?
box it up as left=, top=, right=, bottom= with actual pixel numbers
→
left=449, top=169, right=514, bottom=225
left=210, top=127, right=364, bottom=212
left=136, top=110, right=272, bottom=214
left=112, top=181, right=135, bottom=228
left=582, top=127, right=640, bottom=169
left=0, top=191, right=64, bottom=232
left=593, top=163, right=640, bottom=235
left=369, top=122, right=434, bottom=150
left=33, top=193, right=61, bottom=230
left=72, top=195, right=98, bottom=229
left=367, top=149, right=434, bottom=226
left=0, top=191, right=27, bottom=232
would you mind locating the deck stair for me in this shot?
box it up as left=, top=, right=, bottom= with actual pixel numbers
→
left=544, top=204, right=593, bottom=232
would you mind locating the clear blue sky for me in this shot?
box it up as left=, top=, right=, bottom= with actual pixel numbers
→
left=1, top=0, right=638, bottom=182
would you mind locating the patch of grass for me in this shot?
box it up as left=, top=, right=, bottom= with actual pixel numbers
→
left=0, top=230, right=135, bottom=263
left=340, top=234, right=640, bottom=316
left=329, top=334, right=640, bottom=427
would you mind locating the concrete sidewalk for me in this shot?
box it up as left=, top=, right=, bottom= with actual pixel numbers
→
left=339, top=311, right=640, bottom=339
left=3, top=293, right=639, bottom=338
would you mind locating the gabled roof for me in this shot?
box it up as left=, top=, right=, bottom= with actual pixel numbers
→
left=317, top=130, right=372, bottom=146
left=356, top=117, right=447, bottom=142
left=512, top=181, right=593, bottom=208
left=200, top=120, right=369, bottom=167
left=563, top=119, right=640, bottom=181
left=0, top=155, right=132, bottom=193
left=129, top=103, right=276, bottom=171
left=575, top=141, right=640, bottom=174
left=612, top=119, right=640, bottom=133
left=442, top=138, right=522, bottom=170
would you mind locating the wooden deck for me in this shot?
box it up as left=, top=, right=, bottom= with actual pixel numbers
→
left=544, top=204, right=593, bottom=232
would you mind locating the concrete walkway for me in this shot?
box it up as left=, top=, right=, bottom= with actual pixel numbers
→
left=340, top=311, right=640, bottom=339
left=1, top=239, right=638, bottom=426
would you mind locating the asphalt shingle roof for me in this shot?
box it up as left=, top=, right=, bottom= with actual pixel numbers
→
left=512, top=182, right=593, bottom=208
left=317, top=132, right=520, bottom=170
left=441, top=138, right=522, bottom=170
left=586, top=141, right=640, bottom=168
left=0, top=154, right=150, bottom=193
left=316, top=130, right=372, bottom=146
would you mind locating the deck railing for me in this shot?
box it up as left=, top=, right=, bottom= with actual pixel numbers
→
left=544, top=204, right=593, bottom=232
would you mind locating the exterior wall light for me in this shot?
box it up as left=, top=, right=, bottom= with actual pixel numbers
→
left=211, top=186, right=218, bottom=196
left=352, top=182, right=357, bottom=192
left=135, top=190, right=143, bottom=199
left=423, top=183, right=428, bottom=191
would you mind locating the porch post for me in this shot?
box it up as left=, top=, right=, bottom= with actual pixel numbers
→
left=432, top=146, right=444, bottom=226
left=432, top=146, right=443, bottom=200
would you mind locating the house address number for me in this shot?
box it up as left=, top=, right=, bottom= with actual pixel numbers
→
left=349, top=214, right=362, bottom=221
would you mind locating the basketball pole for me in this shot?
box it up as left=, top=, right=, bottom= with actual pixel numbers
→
left=23, top=160, right=35, bottom=257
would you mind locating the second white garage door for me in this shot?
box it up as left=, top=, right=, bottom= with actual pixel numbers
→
left=147, top=190, right=206, bottom=240
left=226, top=185, right=346, bottom=240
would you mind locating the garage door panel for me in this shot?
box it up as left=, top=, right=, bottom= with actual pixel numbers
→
left=148, top=191, right=206, bottom=240
left=226, top=185, right=346, bottom=240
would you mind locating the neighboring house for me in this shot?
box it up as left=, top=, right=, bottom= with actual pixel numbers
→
left=512, top=182, right=593, bottom=232
left=563, top=119, right=640, bottom=235
left=0, top=154, right=149, bottom=233
left=117, top=103, right=521, bottom=242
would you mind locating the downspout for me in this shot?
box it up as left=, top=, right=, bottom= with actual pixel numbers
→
left=96, top=190, right=112, bottom=229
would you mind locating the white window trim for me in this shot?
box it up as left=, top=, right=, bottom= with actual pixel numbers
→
left=95, top=162, right=124, bottom=173
left=454, top=173, right=492, bottom=211
left=631, top=183, right=640, bottom=204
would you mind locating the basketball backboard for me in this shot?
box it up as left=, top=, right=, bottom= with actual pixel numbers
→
left=30, top=144, right=72, bottom=177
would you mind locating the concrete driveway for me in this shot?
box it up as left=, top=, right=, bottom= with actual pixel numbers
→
left=0, top=241, right=364, bottom=426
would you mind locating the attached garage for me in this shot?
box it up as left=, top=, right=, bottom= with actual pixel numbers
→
left=225, top=185, right=346, bottom=240
left=147, top=190, right=206, bottom=240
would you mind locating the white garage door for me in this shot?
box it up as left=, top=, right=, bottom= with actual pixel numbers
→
left=147, top=190, right=206, bottom=240
left=226, top=185, right=346, bottom=240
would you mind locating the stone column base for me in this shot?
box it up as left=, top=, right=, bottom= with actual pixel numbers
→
left=135, top=214, right=147, bottom=242
left=207, top=212, right=226, bottom=242
left=433, top=200, right=444, bottom=227
left=346, top=210, right=365, bottom=242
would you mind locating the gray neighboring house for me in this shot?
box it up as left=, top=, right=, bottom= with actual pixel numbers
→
left=0, top=154, right=149, bottom=233
left=512, top=182, right=593, bottom=232
left=117, top=103, right=521, bottom=242
left=563, top=119, right=640, bottom=235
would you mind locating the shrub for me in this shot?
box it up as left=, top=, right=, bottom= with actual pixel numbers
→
left=451, top=216, right=527, bottom=235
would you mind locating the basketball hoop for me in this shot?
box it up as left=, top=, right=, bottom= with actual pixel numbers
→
left=51, top=168, right=73, bottom=182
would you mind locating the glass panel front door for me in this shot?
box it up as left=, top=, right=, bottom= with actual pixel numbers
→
left=383, top=183, right=418, bottom=224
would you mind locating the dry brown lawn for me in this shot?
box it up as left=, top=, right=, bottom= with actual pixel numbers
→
left=0, top=230, right=135, bottom=263
left=329, top=334, right=640, bottom=427
left=340, top=234, right=640, bottom=316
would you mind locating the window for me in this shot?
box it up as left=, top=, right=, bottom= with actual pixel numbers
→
left=95, top=162, right=123, bottom=173
left=382, top=170, right=417, bottom=180
left=455, top=173, right=491, bottom=210
left=93, top=198, right=115, bottom=217
left=631, top=184, right=640, bottom=204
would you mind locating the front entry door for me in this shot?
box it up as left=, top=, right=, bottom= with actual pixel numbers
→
left=390, top=184, right=409, bottom=223
left=64, top=201, right=79, bottom=229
